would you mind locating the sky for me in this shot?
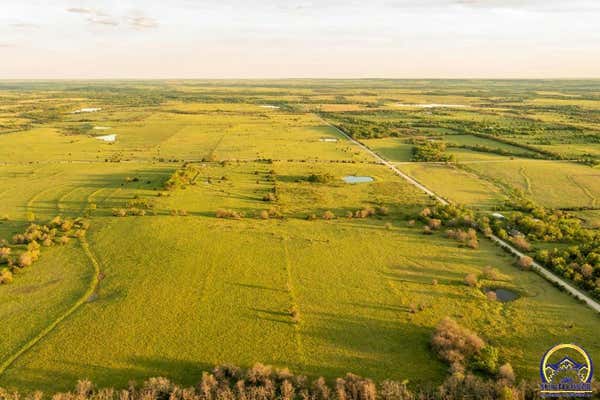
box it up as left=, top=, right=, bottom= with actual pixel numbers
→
left=1, top=0, right=600, bottom=79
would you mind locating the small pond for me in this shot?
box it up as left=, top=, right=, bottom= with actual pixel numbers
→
left=483, top=287, right=520, bottom=303
left=343, top=176, right=374, bottom=184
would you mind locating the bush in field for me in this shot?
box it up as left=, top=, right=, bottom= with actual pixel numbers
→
left=18, top=252, right=34, bottom=268
left=112, top=208, right=127, bottom=217
left=428, top=218, right=442, bottom=230
left=510, top=236, right=531, bottom=252
left=431, top=317, right=485, bottom=372
left=375, top=206, right=389, bottom=216
left=518, top=256, right=533, bottom=270
left=322, top=211, right=335, bottom=220
left=464, top=273, right=478, bottom=287
left=482, top=266, right=499, bottom=280
left=216, top=209, right=243, bottom=219
left=259, top=210, right=269, bottom=220
left=472, top=345, right=500, bottom=375
left=262, top=192, right=277, bottom=202
left=354, top=207, right=375, bottom=218
left=307, top=173, right=335, bottom=184
left=498, top=363, right=515, bottom=384
left=268, top=208, right=283, bottom=219
left=0, top=268, right=13, bottom=284
left=0, top=247, right=11, bottom=263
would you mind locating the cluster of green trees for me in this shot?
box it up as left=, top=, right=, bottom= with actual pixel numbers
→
left=419, top=200, right=600, bottom=299
left=448, top=143, right=535, bottom=159
left=307, top=173, right=335, bottom=184
left=164, top=164, right=200, bottom=190
left=489, top=200, right=600, bottom=298
left=0, top=360, right=560, bottom=400
left=431, top=317, right=509, bottom=378
left=323, top=114, right=416, bottom=139
left=410, top=140, right=454, bottom=162
left=0, top=217, right=88, bottom=284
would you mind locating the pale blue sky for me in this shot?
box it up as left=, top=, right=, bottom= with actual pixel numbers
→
left=2, top=0, right=600, bottom=78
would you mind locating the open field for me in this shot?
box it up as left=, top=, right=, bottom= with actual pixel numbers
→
left=0, top=80, right=599, bottom=393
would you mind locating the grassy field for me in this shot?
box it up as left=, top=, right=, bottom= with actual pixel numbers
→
left=0, top=81, right=599, bottom=393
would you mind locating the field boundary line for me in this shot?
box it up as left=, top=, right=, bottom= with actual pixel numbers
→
left=0, top=236, right=101, bottom=375
left=567, top=175, right=597, bottom=208
left=282, top=240, right=306, bottom=364
left=518, top=167, right=532, bottom=195
left=318, top=115, right=600, bottom=314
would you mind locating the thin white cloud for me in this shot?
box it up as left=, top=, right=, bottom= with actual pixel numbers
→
left=126, top=15, right=158, bottom=30
left=65, top=7, right=158, bottom=29
left=66, top=7, right=93, bottom=14
left=10, top=22, right=40, bottom=29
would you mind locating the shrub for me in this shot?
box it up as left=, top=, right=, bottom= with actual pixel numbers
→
left=466, top=238, right=479, bottom=249
left=259, top=210, right=269, bottom=220
left=428, top=219, right=442, bottom=230
left=518, top=256, right=533, bottom=270
left=375, top=206, right=389, bottom=216
left=0, top=247, right=11, bottom=262
left=0, top=268, right=13, bottom=284
left=262, top=192, right=277, bottom=202
left=112, top=208, right=127, bottom=217
left=464, top=273, right=478, bottom=287
left=510, top=236, right=531, bottom=252
left=307, top=173, right=335, bottom=184
left=472, top=346, right=499, bottom=375
left=498, top=363, right=515, bottom=384
left=216, top=209, right=243, bottom=219
left=482, top=266, right=499, bottom=280
left=18, top=252, right=34, bottom=267
left=322, top=211, right=335, bottom=220
left=431, top=317, right=485, bottom=370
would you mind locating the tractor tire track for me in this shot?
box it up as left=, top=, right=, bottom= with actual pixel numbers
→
left=0, top=236, right=101, bottom=375
left=519, top=167, right=532, bottom=195
left=568, top=175, right=597, bottom=208
left=282, top=239, right=306, bottom=364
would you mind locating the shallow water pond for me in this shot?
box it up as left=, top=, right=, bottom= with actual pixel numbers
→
left=483, top=287, right=520, bottom=302
left=343, top=176, right=374, bottom=183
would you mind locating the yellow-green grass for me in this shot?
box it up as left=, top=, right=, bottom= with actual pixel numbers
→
left=467, top=160, right=600, bottom=208
left=1, top=84, right=600, bottom=394
left=572, top=210, right=600, bottom=229
left=444, top=134, right=538, bottom=156
left=0, top=244, right=92, bottom=367
left=449, top=148, right=520, bottom=162
left=361, top=138, right=414, bottom=162
left=537, top=143, right=600, bottom=159
left=395, top=163, right=506, bottom=209
left=2, top=214, right=600, bottom=392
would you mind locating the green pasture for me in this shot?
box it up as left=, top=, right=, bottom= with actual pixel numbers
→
left=0, top=80, right=599, bottom=393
